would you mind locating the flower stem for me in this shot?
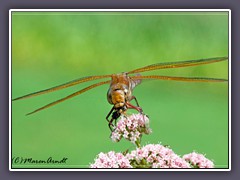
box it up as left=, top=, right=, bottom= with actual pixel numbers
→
left=135, top=139, right=141, bottom=148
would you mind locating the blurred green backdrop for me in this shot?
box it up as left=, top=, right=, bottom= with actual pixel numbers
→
left=11, top=11, right=229, bottom=168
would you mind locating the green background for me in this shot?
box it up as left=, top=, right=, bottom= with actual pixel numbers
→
left=12, top=11, right=229, bottom=168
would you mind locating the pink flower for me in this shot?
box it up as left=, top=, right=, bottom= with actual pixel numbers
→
left=90, top=145, right=215, bottom=168
left=90, top=151, right=132, bottom=168
left=126, top=144, right=191, bottom=168
left=183, top=152, right=214, bottom=168
left=110, top=113, right=152, bottom=145
left=91, top=113, right=215, bottom=169
left=111, top=131, right=121, bottom=142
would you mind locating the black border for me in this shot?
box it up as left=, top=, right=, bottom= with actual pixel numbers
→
left=1, top=0, right=239, bottom=179
left=10, top=9, right=230, bottom=171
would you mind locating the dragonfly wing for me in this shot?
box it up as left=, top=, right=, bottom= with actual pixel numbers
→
left=131, top=75, right=228, bottom=82
left=13, top=75, right=111, bottom=101
left=129, top=74, right=142, bottom=90
left=26, top=80, right=110, bottom=115
left=128, top=57, right=228, bottom=74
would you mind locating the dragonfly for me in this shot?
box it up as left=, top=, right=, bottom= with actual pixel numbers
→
left=13, top=56, right=228, bottom=131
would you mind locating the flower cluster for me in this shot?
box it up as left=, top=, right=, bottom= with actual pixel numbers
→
left=127, top=144, right=191, bottom=168
left=183, top=152, right=214, bottom=168
left=110, top=114, right=151, bottom=146
left=90, top=113, right=215, bottom=169
left=90, top=144, right=214, bottom=168
left=90, top=151, right=132, bottom=168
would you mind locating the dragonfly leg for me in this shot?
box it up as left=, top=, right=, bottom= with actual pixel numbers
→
left=125, top=101, right=143, bottom=113
left=106, top=107, right=115, bottom=131
left=106, top=107, right=114, bottom=122
left=108, top=118, right=115, bottom=132
left=128, top=96, right=144, bottom=114
left=106, top=107, right=122, bottom=131
left=129, top=96, right=141, bottom=107
left=128, top=96, right=146, bottom=121
left=111, top=110, right=122, bottom=130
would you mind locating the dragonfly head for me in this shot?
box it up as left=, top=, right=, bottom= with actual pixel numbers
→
left=107, top=84, right=130, bottom=108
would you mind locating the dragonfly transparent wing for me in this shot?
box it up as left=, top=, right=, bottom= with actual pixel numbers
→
left=128, top=57, right=228, bottom=74
left=26, top=80, right=111, bottom=115
left=131, top=75, right=227, bottom=82
left=13, top=75, right=111, bottom=101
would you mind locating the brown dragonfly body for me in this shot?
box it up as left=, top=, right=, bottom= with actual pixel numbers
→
left=13, top=57, right=228, bottom=131
left=106, top=73, right=142, bottom=130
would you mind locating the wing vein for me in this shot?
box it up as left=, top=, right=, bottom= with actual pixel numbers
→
left=128, top=57, right=228, bottom=74
left=131, top=75, right=228, bottom=82
left=26, top=80, right=110, bottom=115
left=13, top=75, right=111, bottom=101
